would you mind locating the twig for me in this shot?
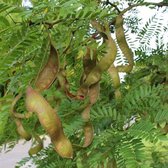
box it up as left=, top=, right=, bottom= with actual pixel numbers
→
left=106, top=0, right=120, bottom=13
left=28, top=19, right=65, bottom=28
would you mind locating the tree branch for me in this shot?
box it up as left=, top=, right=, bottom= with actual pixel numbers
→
left=120, top=2, right=168, bottom=16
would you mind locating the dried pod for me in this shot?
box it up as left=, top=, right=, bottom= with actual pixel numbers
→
left=78, top=49, right=100, bottom=147
left=35, top=43, right=59, bottom=91
left=88, top=83, right=100, bottom=105
left=83, top=122, right=94, bottom=147
left=81, top=102, right=93, bottom=147
left=51, top=134, right=73, bottom=158
left=81, top=83, right=100, bottom=147
left=115, top=15, right=134, bottom=73
left=81, top=104, right=92, bottom=122
left=29, top=134, right=43, bottom=156
left=11, top=94, right=31, bottom=141
left=25, top=86, right=73, bottom=158
left=77, top=48, right=97, bottom=99
left=78, top=26, right=117, bottom=97
left=15, top=118, right=32, bottom=141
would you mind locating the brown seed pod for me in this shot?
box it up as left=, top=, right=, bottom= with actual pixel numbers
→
left=35, top=43, right=59, bottom=91
left=82, top=83, right=100, bottom=147
left=115, top=15, right=134, bottom=73
left=88, top=83, right=100, bottom=105
left=28, top=134, right=43, bottom=156
left=77, top=48, right=97, bottom=99
left=78, top=23, right=117, bottom=97
left=11, top=93, right=31, bottom=141
left=25, top=86, right=73, bottom=158
left=83, top=122, right=94, bottom=147
left=14, top=118, right=32, bottom=141
left=81, top=104, right=92, bottom=148
left=78, top=48, right=100, bottom=147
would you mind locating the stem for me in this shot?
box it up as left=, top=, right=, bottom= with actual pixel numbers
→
left=105, top=0, right=120, bottom=13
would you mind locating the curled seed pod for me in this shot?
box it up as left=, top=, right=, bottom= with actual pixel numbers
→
left=77, top=48, right=97, bottom=99
left=81, top=103, right=94, bottom=147
left=81, top=83, right=100, bottom=147
left=25, top=86, right=73, bottom=158
left=57, top=69, right=76, bottom=99
left=11, top=93, right=31, bottom=141
left=29, top=134, right=43, bottom=156
left=81, top=104, right=92, bottom=122
left=78, top=25, right=117, bottom=97
left=115, top=15, right=134, bottom=73
left=78, top=48, right=100, bottom=147
left=35, top=43, right=59, bottom=91
left=13, top=111, right=33, bottom=119
left=108, top=64, right=122, bottom=99
left=15, top=118, right=32, bottom=141
left=83, top=122, right=94, bottom=147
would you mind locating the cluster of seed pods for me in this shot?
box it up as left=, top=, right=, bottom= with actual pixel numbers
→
left=11, top=12, right=134, bottom=159
left=11, top=42, right=73, bottom=158
left=75, top=14, right=135, bottom=144
left=80, top=48, right=100, bottom=147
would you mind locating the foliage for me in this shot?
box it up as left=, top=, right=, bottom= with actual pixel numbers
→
left=0, top=0, right=168, bottom=168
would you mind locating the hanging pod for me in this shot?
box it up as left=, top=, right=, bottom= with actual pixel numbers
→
left=80, top=84, right=100, bottom=124
left=25, top=86, right=73, bottom=158
left=83, top=122, right=94, bottom=147
left=81, top=83, right=100, bottom=147
left=78, top=48, right=100, bottom=147
left=35, top=43, right=59, bottom=91
left=11, top=93, right=31, bottom=141
left=78, top=22, right=117, bottom=98
left=83, top=31, right=117, bottom=86
left=115, top=14, right=134, bottom=73
left=14, top=118, right=32, bottom=141
left=77, top=48, right=97, bottom=98
left=29, top=134, right=43, bottom=156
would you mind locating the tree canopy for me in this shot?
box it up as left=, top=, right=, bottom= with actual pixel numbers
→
left=0, top=0, right=168, bottom=167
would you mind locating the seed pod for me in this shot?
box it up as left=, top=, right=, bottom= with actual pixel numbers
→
left=83, top=122, right=94, bottom=147
left=115, top=15, right=134, bottom=73
left=78, top=48, right=100, bottom=147
left=108, top=64, right=121, bottom=99
left=11, top=93, right=31, bottom=141
left=81, top=83, right=100, bottom=147
left=77, top=48, right=97, bottom=99
left=88, top=83, right=100, bottom=105
left=15, top=118, right=32, bottom=141
left=25, top=86, right=73, bottom=158
left=29, top=134, right=43, bottom=156
left=35, top=43, right=59, bottom=91
left=78, top=24, right=117, bottom=97
left=51, top=134, right=73, bottom=158
left=81, top=103, right=94, bottom=147
left=57, top=69, right=76, bottom=99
